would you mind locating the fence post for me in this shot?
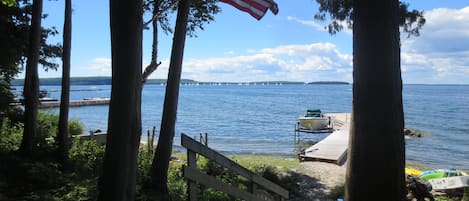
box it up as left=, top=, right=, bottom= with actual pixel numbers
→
left=147, top=129, right=151, bottom=154
left=151, top=126, right=156, bottom=150
left=249, top=182, right=257, bottom=195
left=187, top=149, right=198, bottom=201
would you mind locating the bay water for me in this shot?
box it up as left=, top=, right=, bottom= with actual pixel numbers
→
left=38, top=84, right=469, bottom=170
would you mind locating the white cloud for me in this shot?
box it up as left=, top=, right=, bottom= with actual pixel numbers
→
left=224, top=51, right=235, bottom=55
left=83, top=7, right=469, bottom=84
left=287, top=16, right=352, bottom=35
left=287, top=16, right=324, bottom=31
left=166, top=42, right=353, bottom=82
left=87, top=57, right=111, bottom=76
left=401, top=6, right=469, bottom=84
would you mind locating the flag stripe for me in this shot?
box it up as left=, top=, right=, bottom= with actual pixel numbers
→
left=248, top=0, right=278, bottom=14
left=251, top=0, right=272, bottom=9
left=222, top=0, right=266, bottom=17
left=259, top=0, right=279, bottom=14
left=244, top=0, right=271, bottom=17
left=220, top=0, right=265, bottom=19
left=220, top=0, right=278, bottom=20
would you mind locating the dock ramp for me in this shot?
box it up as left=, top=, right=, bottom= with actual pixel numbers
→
left=299, top=113, right=350, bottom=165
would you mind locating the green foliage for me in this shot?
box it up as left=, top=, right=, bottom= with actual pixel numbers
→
left=136, top=148, right=188, bottom=201
left=0, top=1, right=62, bottom=115
left=1, top=0, right=16, bottom=7
left=68, top=118, right=84, bottom=135
left=0, top=153, right=98, bottom=201
left=136, top=146, right=154, bottom=187
left=0, top=114, right=95, bottom=201
left=313, top=0, right=425, bottom=37
left=0, top=117, right=23, bottom=151
left=167, top=163, right=187, bottom=200
left=0, top=112, right=83, bottom=153
left=434, top=196, right=459, bottom=201
left=253, top=165, right=280, bottom=183
left=2, top=121, right=299, bottom=201
left=33, top=113, right=84, bottom=152
left=398, top=2, right=426, bottom=37
left=231, top=155, right=300, bottom=171
left=4, top=106, right=24, bottom=125
left=68, top=138, right=105, bottom=176
left=35, top=112, right=59, bottom=151
left=252, top=165, right=300, bottom=197
left=200, top=188, right=236, bottom=201
left=186, top=0, right=220, bottom=37
left=26, top=160, right=63, bottom=186
left=198, top=159, right=240, bottom=201
left=194, top=157, right=300, bottom=201
left=143, top=0, right=220, bottom=37
left=463, top=187, right=469, bottom=201
left=329, top=183, right=345, bottom=200
left=57, top=182, right=95, bottom=201
left=314, top=0, right=353, bottom=35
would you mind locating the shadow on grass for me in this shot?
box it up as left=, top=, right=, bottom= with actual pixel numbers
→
left=283, top=170, right=334, bottom=201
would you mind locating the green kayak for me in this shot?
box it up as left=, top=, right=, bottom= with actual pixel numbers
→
left=419, top=169, right=465, bottom=181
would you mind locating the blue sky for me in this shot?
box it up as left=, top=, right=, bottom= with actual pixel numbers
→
left=19, top=0, right=469, bottom=84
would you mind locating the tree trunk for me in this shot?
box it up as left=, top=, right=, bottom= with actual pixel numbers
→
left=57, top=0, right=72, bottom=166
left=97, top=0, right=142, bottom=200
left=151, top=4, right=158, bottom=64
left=19, top=0, right=43, bottom=157
left=345, top=0, right=405, bottom=200
left=150, top=0, right=191, bottom=197
left=141, top=3, right=160, bottom=84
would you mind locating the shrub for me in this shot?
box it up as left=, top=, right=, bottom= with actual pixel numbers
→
left=68, top=138, right=105, bottom=176
left=198, top=159, right=242, bottom=201
left=68, top=118, right=84, bottom=136
left=35, top=112, right=84, bottom=153
left=4, top=106, right=24, bottom=125
left=0, top=117, right=23, bottom=151
left=329, top=183, right=345, bottom=200
left=167, top=164, right=187, bottom=200
left=36, top=112, right=59, bottom=151
left=252, top=165, right=300, bottom=198
left=135, top=149, right=188, bottom=201
left=26, top=161, right=63, bottom=187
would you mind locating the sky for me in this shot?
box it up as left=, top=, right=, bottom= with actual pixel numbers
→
left=18, top=0, right=469, bottom=84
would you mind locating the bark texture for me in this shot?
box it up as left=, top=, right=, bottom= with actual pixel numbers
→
left=97, top=0, right=142, bottom=200
left=346, top=0, right=406, bottom=200
left=150, top=0, right=191, bottom=197
left=57, top=0, right=72, bottom=166
left=19, top=0, right=43, bottom=157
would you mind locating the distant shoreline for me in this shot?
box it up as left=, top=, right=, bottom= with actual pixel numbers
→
left=13, top=77, right=469, bottom=86
left=11, top=77, right=350, bottom=86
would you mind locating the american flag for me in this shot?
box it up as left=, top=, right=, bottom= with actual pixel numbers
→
left=220, top=0, right=279, bottom=20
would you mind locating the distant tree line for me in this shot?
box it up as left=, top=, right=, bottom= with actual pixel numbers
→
left=11, top=77, right=350, bottom=86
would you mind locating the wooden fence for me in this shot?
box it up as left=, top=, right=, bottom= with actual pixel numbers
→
left=181, top=134, right=289, bottom=201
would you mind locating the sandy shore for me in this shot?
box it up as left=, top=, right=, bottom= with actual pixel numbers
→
left=288, top=161, right=346, bottom=201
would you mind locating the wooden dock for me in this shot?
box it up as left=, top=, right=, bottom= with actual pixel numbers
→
left=37, top=98, right=110, bottom=109
left=298, top=113, right=351, bottom=165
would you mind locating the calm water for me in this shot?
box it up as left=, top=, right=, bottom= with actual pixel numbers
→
left=38, top=84, right=469, bottom=169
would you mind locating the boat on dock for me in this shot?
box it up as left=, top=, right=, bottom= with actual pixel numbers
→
left=298, top=109, right=330, bottom=131
left=298, top=113, right=350, bottom=164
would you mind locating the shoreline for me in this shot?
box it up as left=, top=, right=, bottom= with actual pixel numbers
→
left=220, top=154, right=468, bottom=200
left=221, top=153, right=345, bottom=200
